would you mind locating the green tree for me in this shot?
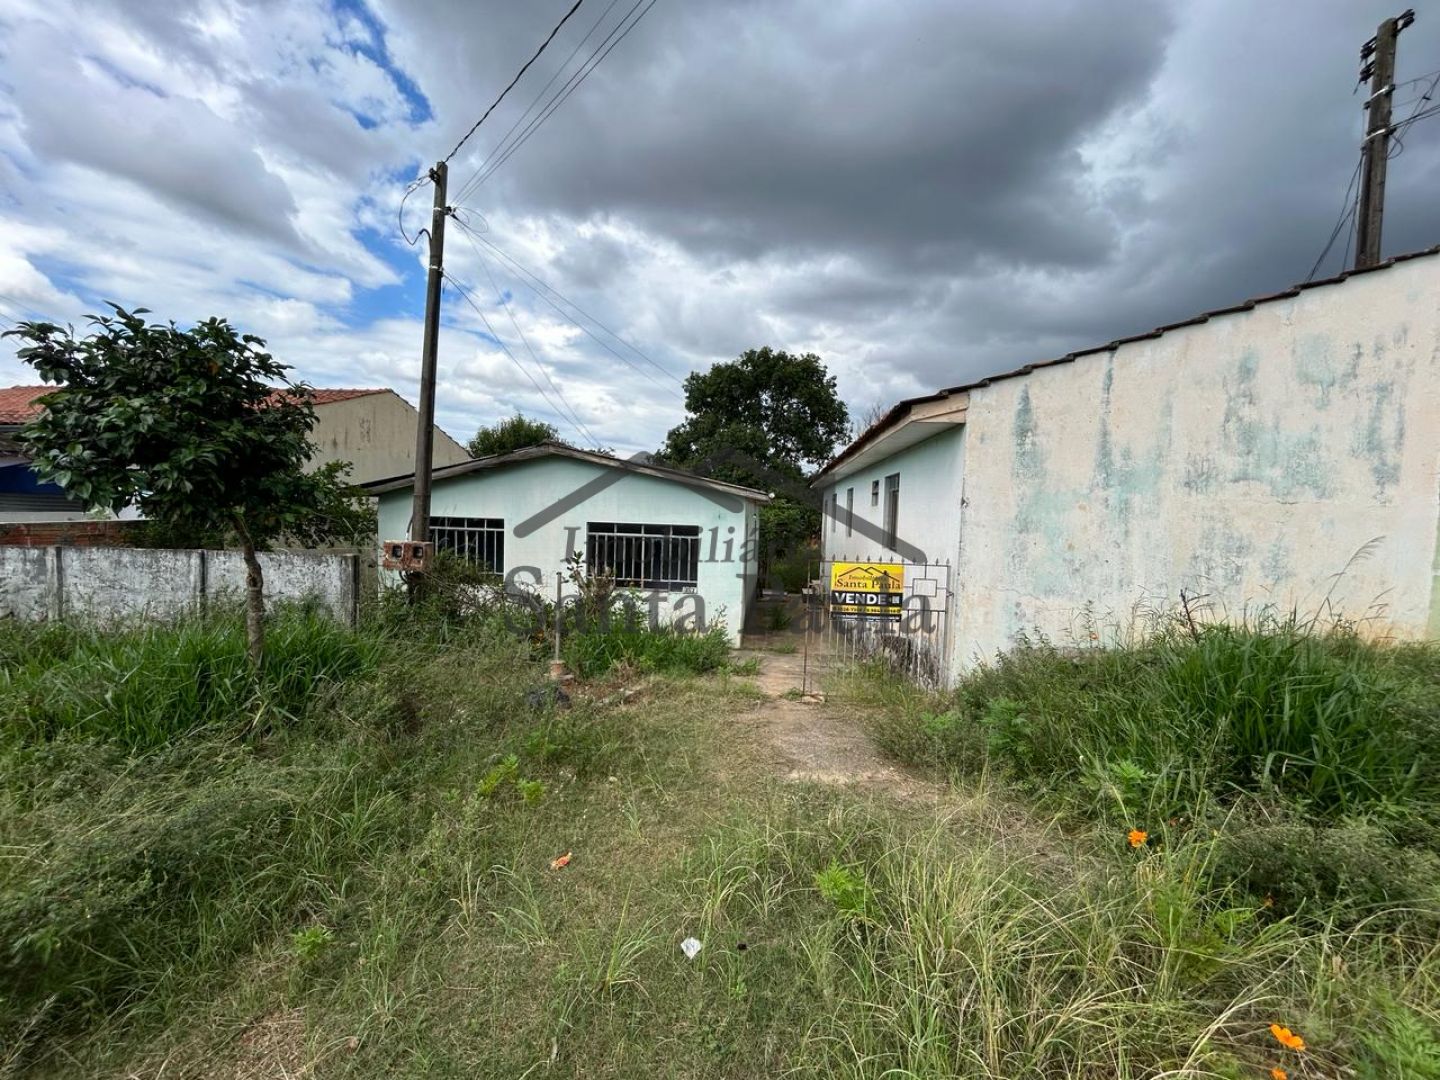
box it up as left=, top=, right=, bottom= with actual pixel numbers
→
left=468, top=413, right=563, bottom=458
left=659, top=347, right=849, bottom=483
left=659, top=347, right=849, bottom=570
left=5, top=306, right=371, bottom=665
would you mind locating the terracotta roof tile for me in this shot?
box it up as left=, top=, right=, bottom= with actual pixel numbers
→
left=0, top=386, right=46, bottom=425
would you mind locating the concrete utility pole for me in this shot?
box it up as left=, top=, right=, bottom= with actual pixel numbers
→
left=409, top=161, right=449, bottom=551
left=1355, top=10, right=1415, bottom=269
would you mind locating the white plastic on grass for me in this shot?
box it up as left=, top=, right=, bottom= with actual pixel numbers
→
left=680, top=937, right=703, bottom=959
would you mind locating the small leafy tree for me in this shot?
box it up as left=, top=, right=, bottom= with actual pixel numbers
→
left=468, top=413, right=563, bottom=457
left=5, top=306, right=371, bottom=665
left=659, top=347, right=850, bottom=574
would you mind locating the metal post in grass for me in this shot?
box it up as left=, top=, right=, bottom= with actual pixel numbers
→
left=549, top=571, right=568, bottom=682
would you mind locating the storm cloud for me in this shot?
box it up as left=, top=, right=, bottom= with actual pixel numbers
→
left=2, top=0, right=1439, bottom=451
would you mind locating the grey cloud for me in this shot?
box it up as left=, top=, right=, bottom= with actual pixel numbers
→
left=6, top=23, right=306, bottom=247
left=384, top=0, right=1440, bottom=409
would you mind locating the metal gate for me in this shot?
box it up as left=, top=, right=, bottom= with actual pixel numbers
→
left=800, top=558, right=953, bottom=693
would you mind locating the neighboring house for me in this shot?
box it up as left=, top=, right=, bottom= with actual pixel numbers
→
left=304, top=388, right=469, bottom=486
left=0, top=385, right=468, bottom=522
left=815, top=244, right=1440, bottom=683
left=0, top=387, right=88, bottom=521
left=367, top=443, right=770, bottom=644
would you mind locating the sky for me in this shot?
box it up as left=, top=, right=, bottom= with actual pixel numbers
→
left=1, top=0, right=1439, bottom=456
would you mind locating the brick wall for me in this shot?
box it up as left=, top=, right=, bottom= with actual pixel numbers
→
left=0, top=519, right=144, bottom=547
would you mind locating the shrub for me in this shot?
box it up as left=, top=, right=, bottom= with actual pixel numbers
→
left=916, top=618, right=1440, bottom=821
left=0, top=606, right=379, bottom=748
left=564, top=623, right=731, bottom=679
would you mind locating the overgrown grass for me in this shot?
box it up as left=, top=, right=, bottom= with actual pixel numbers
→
left=871, top=617, right=1440, bottom=818
left=859, top=615, right=1440, bottom=933
left=563, top=622, right=732, bottom=678
left=4, top=608, right=1439, bottom=1077
left=0, top=605, right=379, bottom=748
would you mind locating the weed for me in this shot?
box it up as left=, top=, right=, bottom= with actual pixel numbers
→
left=814, top=859, right=870, bottom=919
left=291, top=924, right=335, bottom=961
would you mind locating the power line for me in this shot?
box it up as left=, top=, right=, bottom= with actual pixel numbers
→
left=441, top=270, right=602, bottom=449
left=450, top=216, right=668, bottom=393
left=1306, top=155, right=1364, bottom=281
left=451, top=215, right=683, bottom=389
left=451, top=0, right=627, bottom=207
left=466, top=0, right=657, bottom=195
left=455, top=0, right=659, bottom=201
left=1389, top=68, right=1440, bottom=160
left=469, top=240, right=604, bottom=447
left=442, top=0, right=588, bottom=166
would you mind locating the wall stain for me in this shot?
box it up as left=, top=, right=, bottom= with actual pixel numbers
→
left=1292, top=333, right=1360, bottom=409
left=1186, top=520, right=1255, bottom=590
left=1262, top=535, right=1292, bottom=586
left=1222, top=350, right=1335, bottom=499
left=1352, top=378, right=1405, bottom=494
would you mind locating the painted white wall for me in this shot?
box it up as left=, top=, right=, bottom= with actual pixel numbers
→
left=376, top=455, right=760, bottom=643
left=952, top=254, right=1440, bottom=671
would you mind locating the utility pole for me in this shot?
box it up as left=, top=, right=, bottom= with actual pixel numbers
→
left=409, top=161, right=449, bottom=564
left=1355, top=10, right=1415, bottom=269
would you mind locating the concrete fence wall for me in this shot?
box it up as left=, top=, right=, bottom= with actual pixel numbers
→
left=0, top=545, right=358, bottom=625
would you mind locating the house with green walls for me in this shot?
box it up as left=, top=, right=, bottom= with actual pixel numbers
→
left=368, top=443, right=769, bottom=644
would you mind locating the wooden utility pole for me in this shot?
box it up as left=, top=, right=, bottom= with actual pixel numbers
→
left=409, top=161, right=449, bottom=552
left=1355, top=10, right=1415, bottom=269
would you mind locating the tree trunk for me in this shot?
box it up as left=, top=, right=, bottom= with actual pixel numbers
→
left=234, top=518, right=265, bottom=668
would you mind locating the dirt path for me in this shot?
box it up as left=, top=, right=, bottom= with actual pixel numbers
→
left=733, top=635, right=934, bottom=793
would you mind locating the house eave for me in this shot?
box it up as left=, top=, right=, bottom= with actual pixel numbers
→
left=814, top=395, right=968, bottom=485
left=362, top=442, right=774, bottom=503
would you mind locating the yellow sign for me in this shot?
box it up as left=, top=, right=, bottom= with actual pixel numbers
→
left=829, top=562, right=904, bottom=621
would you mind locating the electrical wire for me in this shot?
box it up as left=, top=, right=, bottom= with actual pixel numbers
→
left=451, top=215, right=683, bottom=389
left=397, top=176, right=428, bottom=246
left=450, top=0, right=627, bottom=207
left=1389, top=69, right=1440, bottom=160
left=466, top=0, right=657, bottom=194
left=1305, top=155, right=1364, bottom=282
left=455, top=0, right=659, bottom=200
left=450, top=217, right=668, bottom=393
left=441, top=269, right=602, bottom=449
left=470, top=240, right=604, bottom=448
left=442, top=0, right=587, bottom=166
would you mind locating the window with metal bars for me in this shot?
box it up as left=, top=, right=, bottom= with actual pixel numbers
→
left=586, top=522, right=701, bottom=590
left=429, top=516, right=505, bottom=573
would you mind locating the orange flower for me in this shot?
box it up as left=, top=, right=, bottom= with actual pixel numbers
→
left=1269, top=1024, right=1306, bottom=1052
left=1270, top=1068, right=1287, bottom=1080
left=1127, top=829, right=1148, bottom=848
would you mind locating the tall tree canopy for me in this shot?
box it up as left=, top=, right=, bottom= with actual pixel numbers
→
left=659, top=347, right=849, bottom=568
left=468, top=413, right=563, bottom=458
left=659, top=347, right=849, bottom=486
left=6, top=306, right=370, bottom=664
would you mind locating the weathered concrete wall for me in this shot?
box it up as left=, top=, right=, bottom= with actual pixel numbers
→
left=310, top=391, right=469, bottom=486
left=0, top=546, right=357, bottom=624
left=61, top=548, right=204, bottom=620
left=205, top=550, right=358, bottom=624
left=953, top=255, right=1440, bottom=670
left=376, top=456, right=759, bottom=643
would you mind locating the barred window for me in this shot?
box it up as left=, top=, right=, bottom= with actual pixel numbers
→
left=587, top=522, right=701, bottom=590
left=430, top=516, right=505, bottom=572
